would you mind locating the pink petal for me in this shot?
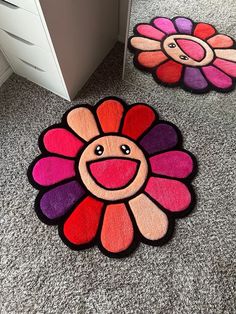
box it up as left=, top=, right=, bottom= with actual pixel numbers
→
left=32, top=157, right=75, bottom=186
left=136, top=24, right=165, bottom=41
left=176, top=39, right=205, bottom=61
left=43, top=128, right=84, bottom=157
left=213, top=58, right=236, bottom=77
left=150, top=151, right=194, bottom=178
left=153, top=17, right=177, bottom=34
left=145, top=177, right=192, bottom=212
left=202, top=66, right=233, bottom=89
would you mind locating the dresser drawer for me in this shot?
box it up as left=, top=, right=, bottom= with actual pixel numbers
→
left=3, top=0, right=38, bottom=14
left=0, top=29, right=55, bottom=71
left=6, top=53, right=66, bottom=98
left=0, top=0, right=49, bottom=51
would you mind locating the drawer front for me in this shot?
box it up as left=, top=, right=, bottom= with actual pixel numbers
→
left=6, top=53, right=66, bottom=98
left=3, top=0, right=38, bottom=14
left=0, top=29, right=55, bottom=71
left=0, top=0, right=49, bottom=51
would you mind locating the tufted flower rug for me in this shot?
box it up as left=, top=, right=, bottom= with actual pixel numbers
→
left=28, top=97, right=197, bottom=258
left=129, top=16, right=236, bottom=93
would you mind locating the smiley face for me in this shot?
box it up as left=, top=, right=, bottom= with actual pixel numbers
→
left=163, top=34, right=214, bottom=67
left=78, top=135, right=149, bottom=201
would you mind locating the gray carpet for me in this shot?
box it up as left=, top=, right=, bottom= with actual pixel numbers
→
left=0, top=38, right=236, bottom=314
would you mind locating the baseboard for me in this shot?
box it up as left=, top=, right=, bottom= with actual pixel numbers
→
left=0, top=67, right=13, bottom=87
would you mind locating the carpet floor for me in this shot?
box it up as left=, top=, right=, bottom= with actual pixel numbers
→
left=0, top=34, right=235, bottom=314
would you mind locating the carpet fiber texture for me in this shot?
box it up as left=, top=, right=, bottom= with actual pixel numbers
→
left=0, top=40, right=236, bottom=313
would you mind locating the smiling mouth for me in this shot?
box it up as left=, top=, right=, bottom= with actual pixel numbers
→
left=87, top=157, right=140, bottom=190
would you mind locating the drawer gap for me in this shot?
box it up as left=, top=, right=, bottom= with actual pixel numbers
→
left=19, top=58, right=45, bottom=72
left=0, top=0, right=18, bottom=9
left=2, top=29, right=34, bottom=45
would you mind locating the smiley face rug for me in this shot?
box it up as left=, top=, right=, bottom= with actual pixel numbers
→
left=129, top=16, right=236, bottom=93
left=28, top=97, right=197, bottom=258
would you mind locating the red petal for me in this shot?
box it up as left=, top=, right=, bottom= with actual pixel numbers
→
left=193, top=23, right=216, bottom=40
left=156, top=60, right=183, bottom=84
left=63, top=196, right=103, bottom=245
left=122, top=104, right=156, bottom=140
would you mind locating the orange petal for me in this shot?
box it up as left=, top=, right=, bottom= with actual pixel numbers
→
left=122, top=104, right=156, bottom=140
left=67, top=107, right=99, bottom=141
left=130, top=37, right=161, bottom=51
left=101, top=203, right=134, bottom=253
left=137, top=51, right=168, bottom=68
left=96, top=98, right=124, bottom=133
left=207, top=34, right=234, bottom=48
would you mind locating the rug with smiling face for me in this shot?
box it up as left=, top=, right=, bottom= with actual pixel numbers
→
left=28, top=97, right=197, bottom=258
left=129, top=16, right=236, bottom=93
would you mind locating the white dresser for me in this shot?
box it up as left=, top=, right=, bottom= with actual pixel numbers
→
left=0, top=0, right=118, bottom=100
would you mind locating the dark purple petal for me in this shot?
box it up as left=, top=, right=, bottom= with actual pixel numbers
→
left=40, top=180, right=85, bottom=219
left=184, top=67, right=208, bottom=91
left=174, top=17, right=193, bottom=34
left=139, top=123, right=179, bottom=155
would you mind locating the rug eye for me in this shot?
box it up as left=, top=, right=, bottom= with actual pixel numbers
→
left=120, top=145, right=131, bottom=155
left=168, top=43, right=176, bottom=48
left=180, top=55, right=189, bottom=60
left=95, top=145, right=104, bottom=156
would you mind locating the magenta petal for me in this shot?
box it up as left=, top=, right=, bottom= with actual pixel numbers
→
left=145, top=177, right=192, bottom=212
left=43, top=128, right=84, bottom=157
left=40, top=180, right=85, bottom=219
left=213, top=58, right=236, bottom=77
left=139, top=123, right=179, bottom=155
left=150, top=151, right=194, bottom=178
left=136, top=24, right=165, bottom=41
left=32, top=156, right=75, bottom=186
left=153, top=17, right=177, bottom=34
left=202, top=66, right=233, bottom=89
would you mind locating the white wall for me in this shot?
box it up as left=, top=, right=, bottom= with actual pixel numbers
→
left=0, top=51, right=12, bottom=87
left=118, top=0, right=130, bottom=42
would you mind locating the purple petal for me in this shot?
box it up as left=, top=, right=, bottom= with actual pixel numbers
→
left=40, top=180, right=85, bottom=219
left=139, top=123, right=179, bottom=155
left=174, top=17, right=193, bottom=34
left=184, top=67, right=208, bottom=91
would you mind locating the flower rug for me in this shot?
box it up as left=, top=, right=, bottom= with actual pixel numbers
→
left=129, top=16, right=236, bottom=93
left=28, top=97, right=197, bottom=258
